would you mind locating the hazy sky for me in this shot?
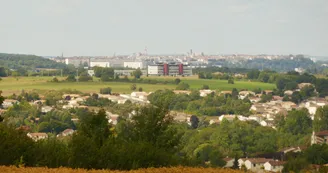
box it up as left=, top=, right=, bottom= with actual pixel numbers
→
left=1, top=0, right=328, bottom=56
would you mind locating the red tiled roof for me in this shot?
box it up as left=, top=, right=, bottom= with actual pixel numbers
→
left=316, top=130, right=328, bottom=136
left=268, top=161, right=286, bottom=166
left=223, top=158, right=234, bottom=162
left=247, top=158, right=273, bottom=164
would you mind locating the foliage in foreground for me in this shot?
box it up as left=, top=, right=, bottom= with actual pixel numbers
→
left=0, top=166, right=243, bottom=173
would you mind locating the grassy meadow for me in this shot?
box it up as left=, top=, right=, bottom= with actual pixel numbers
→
left=0, top=76, right=275, bottom=96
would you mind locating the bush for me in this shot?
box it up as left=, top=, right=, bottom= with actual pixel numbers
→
left=66, top=75, right=76, bottom=82
left=228, top=78, right=234, bottom=84
left=51, top=77, right=59, bottom=83
left=100, top=87, right=112, bottom=94
left=101, top=74, right=110, bottom=82
left=131, top=84, right=137, bottom=91
left=175, top=78, right=181, bottom=85
left=176, top=82, right=190, bottom=90
left=202, top=85, right=209, bottom=89
left=78, top=76, right=92, bottom=82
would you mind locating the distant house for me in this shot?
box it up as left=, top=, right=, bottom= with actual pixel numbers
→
left=249, top=97, right=261, bottom=103
left=106, top=111, right=120, bottom=125
left=223, top=158, right=235, bottom=168
left=173, top=90, right=191, bottom=95
left=199, top=90, right=214, bottom=97
left=264, top=90, right=273, bottom=94
left=281, top=101, right=297, bottom=110
left=250, top=104, right=265, bottom=114
left=41, top=106, right=53, bottom=114
left=16, top=125, right=31, bottom=132
left=220, top=90, right=232, bottom=96
left=298, top=83, right=313, bottom=89
left=284, top=90, right=293, bottom=96
left=57, top=129, right=75, bottom=137
left=272, top=96, right=283, bottom=101
left=264, top=161, right=286, bottom=172
left=244, top=158, right=273, bottom=170
left=239, top=91, right=255, bottom=100
left=2, top=99, right=19, bottom=109
left=131, top=92, right=149, bottom=100
left=27, top=132, right=48, bottom=141
left=311, top=130, right=328, bottom=145
left=238, top=158, right=247, bottom=168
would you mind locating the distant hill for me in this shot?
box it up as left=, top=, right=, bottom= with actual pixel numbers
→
left=0, top=53, right=66, bottom=70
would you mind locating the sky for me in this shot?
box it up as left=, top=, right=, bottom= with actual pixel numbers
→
left=0, top=0, right=328, bottom=57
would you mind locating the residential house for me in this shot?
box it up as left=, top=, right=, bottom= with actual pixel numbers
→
left=131, top=92, right=149, bottom=100
left=173, top=90, right=191, bottom=95
left=311, top=130, right=328, bottom=145
left=250, top=104, right=265, bottom=114
left=239, top=91, right=255, bottom=100
left=272, top=96, right=283, bottom=101
left=220, top=90, right=232, bottom=96
left=57, top=129, right=75, bottom=137
left=223, top=158, right=235, bottom=168
left=281, top=101, right=297, bottom=110
left=106, top=111, right=120, bottom=125
left=171, top=111, right=192, bottom=123
left=244, top=158, right=273, bottom=170
left=16, top=125, right=31, bottom=132
left=27, top=132, right=48, bottom=141
left=199, top=90, right=214, bottom=97
left=41, top=106, right=53, bottom=114
left=219, top=115, right=247, bottom=122
left=260, top=120, right=268, bottom=127
left=298, top=83, right=313, bottom=89
left=209, top=118, right=220, bottom=125
left=238, top=158, right=247, bottom=168
left=264, top=161, right=286, bottom=172
left=249, top=97, right=261, bottom=103
left=2, top=99, right=19, bottom=109
left=263, top=90, right=273, bottom=94
left=284, top=90, right=293, bottom=96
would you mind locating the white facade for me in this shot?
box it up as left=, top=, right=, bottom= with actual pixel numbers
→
left=90, top=61, right=110, bottom=67
left=264, top=161, right=284, bottom=172
left=124, top=62, right=144, bottom=69
left=65, top=58, right=90, bottom=67
left=148, top=65, right=163, bottom=75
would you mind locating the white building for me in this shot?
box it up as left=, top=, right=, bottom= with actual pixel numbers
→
left=148, top=65, right=164, bottom=76
left=124, top=62, right=144, bottom=69
left=65, top=58, right=90, bottom=67
left=90, top=61, right=110, bottom=68
left=264, top=161, right=285, bottom=172
left=27, top=133, right=48, bottom=141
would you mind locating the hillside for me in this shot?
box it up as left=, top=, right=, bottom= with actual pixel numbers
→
left=0, top=166, right=243, bottom=173
left=0, top=53, right=66, bottom=69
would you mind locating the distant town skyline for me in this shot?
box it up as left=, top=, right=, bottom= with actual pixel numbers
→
left=1, top=0, right=328, bottom=57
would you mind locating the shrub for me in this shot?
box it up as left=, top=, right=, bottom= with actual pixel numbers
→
left=100, top=87, right=112, bottom=94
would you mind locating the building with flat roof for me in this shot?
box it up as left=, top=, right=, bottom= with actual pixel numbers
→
left=147, top=63, right=192, bottom=76
left=124, top=61, right=145, bottom=69
left=90, top=61, right=110, bottom=67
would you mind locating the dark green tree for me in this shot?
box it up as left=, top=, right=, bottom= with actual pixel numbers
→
left=131, top=68, right=142, bottom=79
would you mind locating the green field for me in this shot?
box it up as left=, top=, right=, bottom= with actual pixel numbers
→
left=0, top=76, right=275, bottom=96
